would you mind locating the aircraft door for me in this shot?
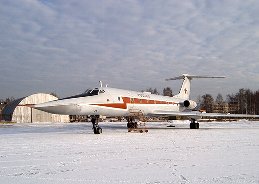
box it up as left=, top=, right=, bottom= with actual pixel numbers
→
left=129, top=92, right=135, bottom=109
left=128, top=93, right=145, bottom=117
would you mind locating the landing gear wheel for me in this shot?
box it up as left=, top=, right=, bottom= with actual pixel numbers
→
left=127, top=122, right=138, bottom=129
left=93, top=127, right=102, bottom=134
left=126, top=117, right=138, bottom=129
left=127, top=122, right=132, bottom=128
left=190, top=119, right=199, bottom=129
left=190, top=122, right=199, bottom=129
left=134, top=122, right=138, bottom=129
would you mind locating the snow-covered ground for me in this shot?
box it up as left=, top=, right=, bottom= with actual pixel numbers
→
left=0, top=121, right=258, bottom=184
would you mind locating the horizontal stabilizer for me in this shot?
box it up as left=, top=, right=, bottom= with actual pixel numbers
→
left=165, top=74, right=225, bottom=81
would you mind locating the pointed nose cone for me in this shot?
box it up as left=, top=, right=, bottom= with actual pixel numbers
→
left=33, top=103, right=50, bottom=112
left=33, top=100, right=81, bottom=115
left=33, top=101, right=59, bottom=113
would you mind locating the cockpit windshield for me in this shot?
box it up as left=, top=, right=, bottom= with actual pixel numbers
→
left=60, top=88, right=104, bottom=100
left=84, top=88, right=99, bottom=96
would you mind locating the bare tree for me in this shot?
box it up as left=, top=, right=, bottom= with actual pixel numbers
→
left=4, top=97, right=15, bottom=104
left=163, top=87, right=173, bottom=97
left=255, top=90, right=259, bottom=114
left=145, top=88, right=160, bottom=95
left=215, top=93, right=224, bottom=113
left=200, top=94, right=214, bottom=113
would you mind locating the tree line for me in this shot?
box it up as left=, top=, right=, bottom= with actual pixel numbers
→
left=0, top=97, right=15, bottom=105
left=144, top=87, right=173, bottom=97
left=199, top=88, right=259, bottom=114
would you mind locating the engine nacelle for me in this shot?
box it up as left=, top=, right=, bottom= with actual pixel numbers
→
left=182, top=100, right=197, bottom=110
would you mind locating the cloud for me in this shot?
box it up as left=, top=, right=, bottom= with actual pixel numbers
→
left=0, top=0, right=259, bottom=99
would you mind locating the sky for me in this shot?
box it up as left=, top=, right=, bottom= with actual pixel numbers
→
left=0, top=0, right=259, bottom=100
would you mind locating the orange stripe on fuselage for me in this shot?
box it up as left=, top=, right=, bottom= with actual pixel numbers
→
left=92, top=103, right=127, bottom=109
left=90, top=97, right=176, bottom=109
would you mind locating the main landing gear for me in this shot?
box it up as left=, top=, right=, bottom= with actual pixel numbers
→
left=91, top=115, right=102, bottom=134
left=190, top=118, right=199, bottom=129
left=126, top=117, right=138, bottom=129
left=126, top=117, right=148, bottom=133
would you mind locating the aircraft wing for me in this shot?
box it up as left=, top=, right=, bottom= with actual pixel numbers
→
left=151, top=110, right=259, bottom=119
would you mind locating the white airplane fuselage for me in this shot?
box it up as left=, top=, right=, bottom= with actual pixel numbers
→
left=34, top=87, right=197, bottom=117
left=32, top=75, right=259, bottom=134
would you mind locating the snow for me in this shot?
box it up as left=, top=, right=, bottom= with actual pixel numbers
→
left=0, top=121, right=259, bottom=184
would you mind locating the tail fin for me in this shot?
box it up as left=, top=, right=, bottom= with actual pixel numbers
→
left=166, top=74, right=225, bottom=100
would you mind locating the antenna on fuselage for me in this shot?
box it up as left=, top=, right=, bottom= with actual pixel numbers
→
left=99, top=81, right=103, bottom=88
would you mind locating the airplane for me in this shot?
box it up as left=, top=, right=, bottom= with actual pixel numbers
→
left=33, top=74, right=259, bottom=134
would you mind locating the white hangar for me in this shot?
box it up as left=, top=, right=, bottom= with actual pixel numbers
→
left=2, top=93, right=70, bottom=123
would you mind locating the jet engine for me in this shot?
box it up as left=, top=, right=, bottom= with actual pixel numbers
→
left=181, top=100, right=197, bottom=110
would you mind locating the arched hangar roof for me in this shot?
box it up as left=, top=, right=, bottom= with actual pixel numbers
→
left=2, top=93, right=69, bottom=123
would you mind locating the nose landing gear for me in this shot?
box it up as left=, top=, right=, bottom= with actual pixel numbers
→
left=91, top=115, right=102, bottom=134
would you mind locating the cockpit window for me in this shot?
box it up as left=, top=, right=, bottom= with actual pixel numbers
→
left=60, top=88, right=103, bottom=100
left=87, top=89, right=100, bottom=96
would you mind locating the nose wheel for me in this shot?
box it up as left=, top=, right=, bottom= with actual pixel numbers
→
left=190, top=118, right=199, bottom=129
left=91, top=116, right=102, bottom=134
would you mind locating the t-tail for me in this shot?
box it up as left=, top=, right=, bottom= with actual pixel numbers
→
left=166, top=74, right=225, bottom=100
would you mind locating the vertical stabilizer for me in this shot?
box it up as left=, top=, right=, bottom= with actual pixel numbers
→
left=165, top=74, right=225, bottom=100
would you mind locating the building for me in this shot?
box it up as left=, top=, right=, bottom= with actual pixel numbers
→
left=213, top=102, right=229, bottom=113
left=1, top=93, right=69, bottom=123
